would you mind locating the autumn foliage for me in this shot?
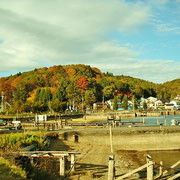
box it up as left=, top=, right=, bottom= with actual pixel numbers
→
left=77, top=76, right=89, bottom=91
left=0, top=64, right=178, bottom=113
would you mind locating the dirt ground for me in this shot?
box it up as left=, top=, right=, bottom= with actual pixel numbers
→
left=47, top=126, right=180, bottom=179
left=48, top=138, right=147, bottom=180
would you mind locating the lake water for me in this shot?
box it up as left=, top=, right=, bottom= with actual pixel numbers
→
left=121, top=115, right=180, bottom=170
left=120, top=115, right=180, bottom=127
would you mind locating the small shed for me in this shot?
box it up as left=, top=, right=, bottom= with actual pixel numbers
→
left=35, top=115, right=47, bottom=122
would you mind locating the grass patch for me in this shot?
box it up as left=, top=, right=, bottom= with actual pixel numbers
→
left=0, top=157, right=26, bottom=180
left=0, top=131, right=46, bottom=152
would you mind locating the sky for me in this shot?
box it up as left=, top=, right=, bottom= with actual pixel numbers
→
left=0, top=0, right=180, bottom=83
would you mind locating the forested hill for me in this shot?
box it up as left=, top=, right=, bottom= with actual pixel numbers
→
left=160, top=78, right=180, bottom=99
left=0, top=64, right=178, bottom=113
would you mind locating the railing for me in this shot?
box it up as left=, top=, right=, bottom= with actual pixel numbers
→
left=108, top=155, right=180, bottom=180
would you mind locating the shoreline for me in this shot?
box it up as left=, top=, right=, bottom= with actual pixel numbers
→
left=59, top=126, right=180, bottom=151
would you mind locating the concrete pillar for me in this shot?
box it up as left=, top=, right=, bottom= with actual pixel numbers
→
left=59, top=156, right=65, bottom=176
left=108, top=155, right=115, bottom=180
left=159, top=161, right=163, bottom=176
left=164, top=116, right=167, bottom=126
left=147, top=160, right=154, bottom=180
left=71, top=154, right=76, bottom=172
left=157, top=117, right=159, bottom=125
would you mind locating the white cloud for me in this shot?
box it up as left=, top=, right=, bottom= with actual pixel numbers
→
left=0, top=0, right=150, bottom=72
left=93, top=59, right=180, bottom=83
left=155, top=23, right=180, bottom=33
left=0, top=0, right=179, bottom=83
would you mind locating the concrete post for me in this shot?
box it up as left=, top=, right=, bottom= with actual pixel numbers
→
left=165, top=116, right=167, bottom=126
left=71, top=154, right=76, bottom=172
left=108, top=155, right=115, bottom=180
left=157, top=117, right=159, bottom=125
left=60, top=156, right=65, bottom=176
left=159, top=161, right=163, bottom=176
left=147, top=160, right=154, bottom=180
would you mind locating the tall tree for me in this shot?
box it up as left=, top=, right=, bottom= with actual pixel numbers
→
left=143, top=101, right=148, bottom=110
left=53, top=78, right=69, bottom=102
left=122, top=95, right=128, bottom=110
left=113, top=96, right=118, bottom=110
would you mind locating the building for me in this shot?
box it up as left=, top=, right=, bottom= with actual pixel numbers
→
left=93, top=102, right=107, bottom=110
left=147, top=96, right=157, bottom=103
left=154, top=100, right=164, bottom=109
left=35, top=115, right=47, bottom=122
left=165, top=103, right=174, bottom=110
left=170, top=101, right=179, bottom=108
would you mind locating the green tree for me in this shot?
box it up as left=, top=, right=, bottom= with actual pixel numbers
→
left=143, top=101, right=147, bottom=110
left=84, top=90, right=96, bottom=106
left=34, top=88, right=52, bottom=104
left=66, top=81, right=81, bottom=104
left=34, top=88, right=41, bottom=102
left=53, top=78, right=69, bottom=102
left=122, top=95, right=128, bottom=110
left=134, top=97, right=138, bottom=110
left=113, top=96, right=118, bottom=110
left=103, top=85, right=114, bottom=100
left=51, top=99, right=66, bottom=112
left=85, top=91, right=90, bottom=106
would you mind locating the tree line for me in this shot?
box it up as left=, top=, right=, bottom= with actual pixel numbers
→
left=0, top=64, right=179, bottom=113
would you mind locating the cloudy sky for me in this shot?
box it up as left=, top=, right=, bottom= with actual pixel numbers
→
left=0, top=0, right=180, bottom=83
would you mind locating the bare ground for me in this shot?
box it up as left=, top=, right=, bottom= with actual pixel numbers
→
left=49, top=138, right=147, bottom=180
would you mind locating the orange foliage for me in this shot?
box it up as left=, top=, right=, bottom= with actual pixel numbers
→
left=65, top=67, right=77, bottom=78
left=77, top=76, right=89, bottom=91
left=47, top=65, right=58, bottom=73
left=11, top=76, right=22, bottom=88
left=91, top=67, right=101, bottom=74
left=95, top=74, right=103, bottom=79
left=27, top=89, right=36, bottom=102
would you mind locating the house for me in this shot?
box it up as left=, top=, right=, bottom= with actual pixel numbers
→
left=165, top=103, right=174, bottom=110
left=147, top=96, right=157, bottom=103
left=106, top=99, right=121, bottom=109
left=170, top=101, right=179, bottom=108
left=93, top=102, right=107, bottom=110
left=154, top=100, right=164, bottom=109
left=147, top=102, right=154, bottom=110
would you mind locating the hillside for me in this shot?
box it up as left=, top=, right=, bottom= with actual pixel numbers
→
left=160, top=78, right=180, bottom=100
left=0, top=64, right=178, bottom=113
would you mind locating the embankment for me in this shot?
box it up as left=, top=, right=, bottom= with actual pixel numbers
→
left=59, top=126, right=180, bottom=151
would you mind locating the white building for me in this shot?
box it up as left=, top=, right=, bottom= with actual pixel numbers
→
left=35, top=115, right=47, bottom=122
left=170, top=101, right=179, bottom=108
left=147, top=96, right=157, bottom=103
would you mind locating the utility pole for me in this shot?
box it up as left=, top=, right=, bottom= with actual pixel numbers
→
left=82, top=96, right=84, bottom=111
left=108, top=125, right=115, bottom=180
left=1, top=91, right=4, bottom=112
left=73, top=98, right=75, bottom=111
left=102, top=94, right=105, bottom=110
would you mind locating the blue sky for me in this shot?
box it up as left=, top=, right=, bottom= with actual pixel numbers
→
left=0, top=0, right=179, bottom=83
